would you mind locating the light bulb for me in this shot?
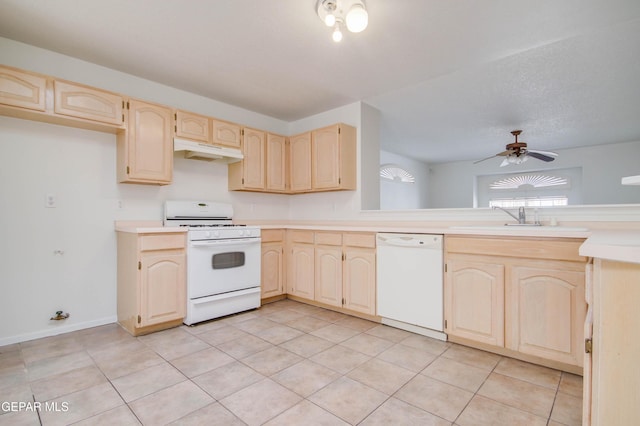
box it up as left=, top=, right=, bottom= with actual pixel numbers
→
left=324, top=13, right=336, bottom=27
left=346, top=3, right=368, bottom=33
left=332, top=25, right=343, bottom=42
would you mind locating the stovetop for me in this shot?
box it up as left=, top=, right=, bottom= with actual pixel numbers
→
left=164, top=200, right=260, bottom=240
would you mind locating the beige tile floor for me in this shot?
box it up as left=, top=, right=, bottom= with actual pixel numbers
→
left=0, top=299, right=582, bottom=425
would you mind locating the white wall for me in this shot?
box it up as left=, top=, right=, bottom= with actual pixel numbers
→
left=360, top=103, right=381, bottom=210
left=0, top=38, right=292, bottom=345
left=427, top=140, right=640, bottom=208
left=379, top=151, right=430, bottom=210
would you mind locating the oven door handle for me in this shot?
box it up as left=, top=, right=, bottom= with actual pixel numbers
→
left=190, top=238, right=261, bottom=247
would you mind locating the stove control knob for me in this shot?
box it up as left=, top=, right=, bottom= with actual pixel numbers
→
left=239, top=229, right=246, bottom=236
left=204, top=231, right=212, bottom=238
left=213, top=230, right=220, bottom=238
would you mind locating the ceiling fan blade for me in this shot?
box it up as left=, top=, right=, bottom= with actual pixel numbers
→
left=527, top=149, right=558, bottom=157
left=495, top=150, right=513, bottom=157
left=473, top=154, right=498, bottom=164
left=526, top=151, right=556, bottom=162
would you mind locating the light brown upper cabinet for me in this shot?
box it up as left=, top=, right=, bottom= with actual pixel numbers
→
left=212, top=119, right=242, bottom=148
left=311, top=123, right=357, bottom=191
left=228, top=127, right=265, bottom=190
left=266, top=133, right=287, bottom=192
left=117, top=99, right=173, bottom=185
left=175, top=110, right=209, bottom=143
left=289, top=132, right=312, bottom=192
left=54, top=80, right=124, bottom=126
left=228, top=123, right=357, bottom=194
left=0, top=65, right=48, bottom=112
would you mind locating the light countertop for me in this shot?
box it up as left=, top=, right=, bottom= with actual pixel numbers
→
left=114, top=220, right=639, bottom=263
left=255, top=222, right=592, bottom=239
left=114, top=220, right=187, bottom=234
left=579, top=230, right=640, bottom=264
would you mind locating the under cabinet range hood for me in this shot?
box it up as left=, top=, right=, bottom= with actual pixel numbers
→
left=174, top=138, right=243, bottom=163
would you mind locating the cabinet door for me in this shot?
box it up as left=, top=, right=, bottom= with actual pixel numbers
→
left=445, top=258, right=505, bottom=346
left=315, top=246, right=343, bottom=307
left=261, top=242, right=284, bottom=299
left=590, top=259, right=640, bottom=425
left=175, top=110, right=209, bottom=142
left=266, top=133, right=286, bottom=192
left=344, top=248, right=376, bottom=315
left=242, top=127, right=266, bottom=189
left=312, top=125, right=340, bottom=190
left=290, top=243, right=315, bottom=300
left=212, top=119, right=241, bottom=148
left=139, top=252, right=186, bottom=327
left=289, top=132, right=312, bottom=192
left=122, top=99, right=173, bottom=184
left=507, top=265, right=586, bottom=367
left=54, top=80, right=123, bottom=125
left=0, top=66, right=47, bottom=111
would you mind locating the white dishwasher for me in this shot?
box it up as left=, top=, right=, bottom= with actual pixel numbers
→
left=376, top=233, right=446, bottom=340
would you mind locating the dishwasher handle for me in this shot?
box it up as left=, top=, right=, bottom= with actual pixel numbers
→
left=377, top=233, right=442, bottom=248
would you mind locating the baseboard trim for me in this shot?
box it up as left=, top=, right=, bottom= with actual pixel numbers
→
left=0, top=316, right=118, bottom=346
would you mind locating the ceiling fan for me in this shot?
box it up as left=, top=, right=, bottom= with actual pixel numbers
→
left=475, top=130, right=558, bottom=167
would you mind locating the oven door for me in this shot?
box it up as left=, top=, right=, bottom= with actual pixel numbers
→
left=187, top=237, right=261, bottom=299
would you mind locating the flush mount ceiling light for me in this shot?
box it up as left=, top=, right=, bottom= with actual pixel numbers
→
left=317, top=0, right=368, bottom=42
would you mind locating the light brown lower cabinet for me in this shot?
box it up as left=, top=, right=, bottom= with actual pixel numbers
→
left=342, top=246, right=376, bottom=315
left=285, top=230, right=376, bottom=317
left=584, top=258, right=640, bottom=425
left=288, top=231, right=316, bottom=300
left=445, top=235, right=587, bottom=372
left=116, top=231, right=186, bottom=336
left=445, top=259, right=505, bottom=346
left=261, top=229, right=285, bottom=299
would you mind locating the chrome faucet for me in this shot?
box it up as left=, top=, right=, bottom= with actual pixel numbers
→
left=492, top=206, right=527, bottom=224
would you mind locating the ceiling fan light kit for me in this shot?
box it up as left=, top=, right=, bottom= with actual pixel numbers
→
left=317, top=0, right=368, bottom=42
left=475, top=130, right=558, bottom=167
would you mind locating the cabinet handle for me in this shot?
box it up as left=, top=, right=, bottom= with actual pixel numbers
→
left=138, top=261, right=141, bottom=270
left=585, top=338, right=593, bottom=354
left=137, top=315, right=141, bottom=324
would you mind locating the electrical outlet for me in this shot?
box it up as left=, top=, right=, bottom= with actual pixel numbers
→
left=45, top=193, right=57, bottom=208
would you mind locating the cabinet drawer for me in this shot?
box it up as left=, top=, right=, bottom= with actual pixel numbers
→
left=290, top=230, right=314, bottom=244
left=139, top=234, right=185, bottom=251
left=343, top=233, right=375, bottom=248
left=445, top=236, right=586, bottom=262
left=315, top=232, right=342, bottom=246
left=262, top=229, right=284, bottom=243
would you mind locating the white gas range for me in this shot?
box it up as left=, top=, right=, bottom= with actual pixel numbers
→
left=164, top=201, right=261, bottom=325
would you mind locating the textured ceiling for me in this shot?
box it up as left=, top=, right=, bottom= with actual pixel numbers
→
left=0, top=0, right=639, bottom=163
